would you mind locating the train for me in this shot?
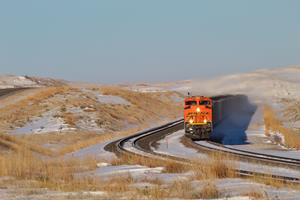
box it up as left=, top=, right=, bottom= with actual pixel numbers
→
left=184, top=94, right=248, bottom=140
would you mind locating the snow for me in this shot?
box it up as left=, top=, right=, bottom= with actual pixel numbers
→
left=126, top=66, right=300, bottom=151
left=66, top=106, right=104, bottom=132
left=65, top=141, right=116, bottom=161
left=129, top=86, right=168, bottom=93
left=97, top=165, right=164, bottom=176
left=81, top=88, right=131, bottom=105
left=78, top=165, right=164, bottom=180
left=151, top=129, right=300, bottom=180
left=152, top=130, right=207, bottom=159
left=96, top=94, right=131, bottom=105
left=169, top=65, right=300, bottom=101
left=204, top=178, right=300, bottom=200
left=293, top=121, right=300, bottom=129
left=40, top=191, right=107, bottom=198
left=78, top=164, right=194, bottom=184
left=12, top=110, right=73, bottom=135
left=169, top=93, right=184, bottom=102
left=0, top=75, right=38, bottom=88
left=26, top=191, right=106, bottom=199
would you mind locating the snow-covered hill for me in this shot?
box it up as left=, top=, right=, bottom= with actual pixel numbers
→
left=0, top=75, right=39, bottom=89
left=173, top=65, right=300, bottom=101
left=0, top=75, right=66, bottom=89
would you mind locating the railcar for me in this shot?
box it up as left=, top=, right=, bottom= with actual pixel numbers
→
left=184, top=94, right=245, bottom=140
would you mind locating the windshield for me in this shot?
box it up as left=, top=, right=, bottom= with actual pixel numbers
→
left=185, top=101, right=197, bottom=106
left=199, top=100, right=211, bottom=105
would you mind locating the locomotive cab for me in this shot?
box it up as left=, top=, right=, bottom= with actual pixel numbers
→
left=184, top=96, right=213, bottom=140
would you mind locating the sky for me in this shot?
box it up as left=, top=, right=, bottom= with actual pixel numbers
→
left=0, top=0, right=300, bottom=83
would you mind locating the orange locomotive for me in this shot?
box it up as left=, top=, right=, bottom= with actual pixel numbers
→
left=184, top=96, right=213, bottom=140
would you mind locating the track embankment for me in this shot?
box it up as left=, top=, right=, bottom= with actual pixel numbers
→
left=0, top=88, right=28, bottom=98
left=105, top=119, right=300, bottom=183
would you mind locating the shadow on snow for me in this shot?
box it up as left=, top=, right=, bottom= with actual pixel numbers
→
left=210, top=95, right=257, bottom=145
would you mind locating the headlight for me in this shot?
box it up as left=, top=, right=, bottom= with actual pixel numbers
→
left=189, top=119, right=194, bottom=124
left=203, top=119, right=207, bottom=123
left=196, top=107, right=201, bottom=113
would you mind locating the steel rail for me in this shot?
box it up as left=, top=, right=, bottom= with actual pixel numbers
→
left=105, top=119, right=300, bottom=183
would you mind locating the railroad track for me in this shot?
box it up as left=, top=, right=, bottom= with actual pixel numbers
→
left=0, top=88, right=28, bottom=98
left=105, top=119, right=300, bottom=183
left=186, top=140, right=300, bottom=168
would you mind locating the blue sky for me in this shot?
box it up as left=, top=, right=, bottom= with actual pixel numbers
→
left=0, top=0, right=299, bottom=83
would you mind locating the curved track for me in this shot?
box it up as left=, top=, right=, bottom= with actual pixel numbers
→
left=188, top=140, right=300, bottom=168
left=105, top=119, right=300, bottom=183
left=0, top=88, right=28, bottom=98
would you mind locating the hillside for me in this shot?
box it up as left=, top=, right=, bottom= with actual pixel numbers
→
left=0, top=75, right=66, bottom=89
left=177, top=65, right=300, bottom=101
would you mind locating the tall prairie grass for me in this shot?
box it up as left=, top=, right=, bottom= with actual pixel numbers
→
left=0, top=133, right=53, bottom=156
left=111, top=151, right=235, bottom=178
left=0, top=149, right=100, bottom=191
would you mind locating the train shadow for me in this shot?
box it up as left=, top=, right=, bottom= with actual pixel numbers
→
left=210, top=95, right=257, bottom=145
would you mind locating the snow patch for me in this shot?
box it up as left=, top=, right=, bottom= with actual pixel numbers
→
left=65, top=141, right=116, bottom=160
left=12, top=110, right=73, bottom=135
left=81, top=88, right=131, bottom=105
left=129, top=86, right=168, bottom=93
left=96, top=94, right=131, bottom=105
left=78, top=165, right=164, bottom=180
left=0, top=75, right=38, bottom=88
left=152, top=130, right=207, bottom=159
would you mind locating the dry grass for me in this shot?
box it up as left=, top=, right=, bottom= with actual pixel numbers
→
left=169, top=180, right=194, bottom=198
left=199, top=181, right=219, bottom=199
left=0, top=85, right=182, bottom=156
left=132, top=180, right=194, bottom=200
left=100, top=86, right=182, bottom=124
left=0, top=85, right=241, bottom=198
left=132, top=180, right=218, bottom=199
left=58, top=127, right=143, bottom=155
left=0, top=149, right=101, bottom=191
left=245, top=189, right=269, bottom=200
left=133, top=185, right=168, bottom=200
left=111, top=153, right=188, bottom=173
left=20, top=132, right=97, bottom=149
left=190, top=153, right=236, bottom=180
left=281, top=98, right=300, bottom=123
left=264, top=105, right=300, bottom=149
left=102, top=175, right=134, bottom=194
left=0, top=133, right=53, bottom=156
left=111, top=151, right=235, bottom=179
left=0, top=86, right=73, bottom=131
left=249, top=172, right=290, bottom=189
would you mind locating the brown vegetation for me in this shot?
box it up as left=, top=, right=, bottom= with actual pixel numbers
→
left=264, top=105, right=300, bottom=149
left=0, top=86, right=252, bottom=198
left=0, top=149, right=100, bottom=191
left=245, top=189, right=269, bottom=200
left=0, top=133, right=53, bottom=156
left=199, top=181, right=219, bottom=199
left=0, top=85, right=182, bottom=156
left=111, top=153, right=188, bottom=173
left=100, top=86, right=182, bottom=124
left=111, top=151, right=235, bottom=179
left=0, top=86, right=73, bottom=131
left=58, top=127, right=143, bottom=155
